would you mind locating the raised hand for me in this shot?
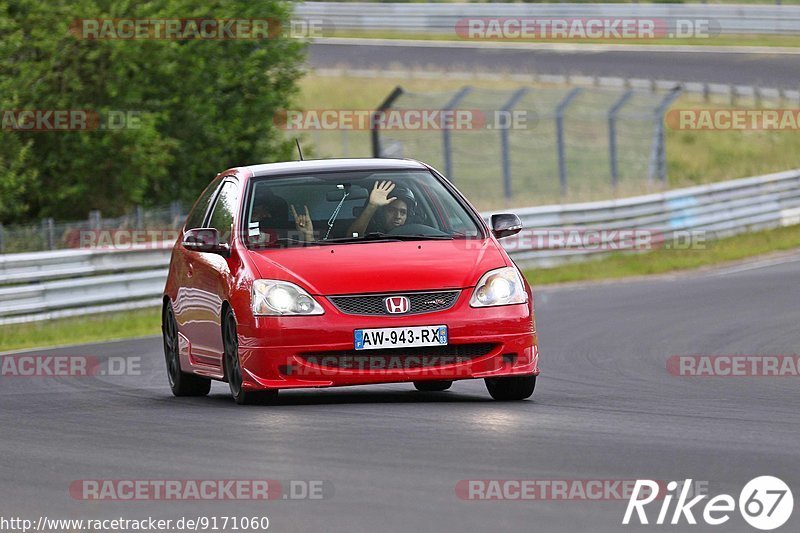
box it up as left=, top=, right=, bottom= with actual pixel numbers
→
left=291, top=204, right=314, bottom=241
left=368, top=180, right=396, bottom=207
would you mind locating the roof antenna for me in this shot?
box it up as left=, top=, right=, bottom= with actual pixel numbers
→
left=295, top=138, right=304, bottom=161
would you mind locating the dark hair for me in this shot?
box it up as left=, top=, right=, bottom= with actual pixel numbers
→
left=253, top=190, right=289, bottom=225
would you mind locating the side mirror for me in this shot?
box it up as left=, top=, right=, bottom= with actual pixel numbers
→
left=182, top=228, right=230, bottom=257
left=491, top=213, right=522, bottom=239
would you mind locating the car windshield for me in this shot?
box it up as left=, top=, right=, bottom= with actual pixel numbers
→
left=243, top=169, right=483, bottom=249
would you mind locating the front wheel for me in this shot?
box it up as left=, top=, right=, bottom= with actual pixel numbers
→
left=223, top=309, right=277, bottom=405
left=485, top=375, right=536, bottom=401
left=162, top=303, right=211, bottom=397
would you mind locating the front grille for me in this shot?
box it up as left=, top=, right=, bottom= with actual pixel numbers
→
left=299, top=343, right=498, bottom=369
left=329, top=290, right=460, bottom=316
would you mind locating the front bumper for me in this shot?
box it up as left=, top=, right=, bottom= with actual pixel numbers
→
left=236, top=293, right=539, bottom=390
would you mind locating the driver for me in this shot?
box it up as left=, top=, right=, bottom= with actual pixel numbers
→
left=347, top=181, right=416, bottom=237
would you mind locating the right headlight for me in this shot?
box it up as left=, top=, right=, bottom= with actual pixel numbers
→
left=469, top=267, right=528, bottom=308
left=252, top=279, right=324, bottom=316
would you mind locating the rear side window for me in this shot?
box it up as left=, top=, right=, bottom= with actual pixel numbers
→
left=184, top=178, right=222, bottom=230
left=207, top=182, right=239, bottom=244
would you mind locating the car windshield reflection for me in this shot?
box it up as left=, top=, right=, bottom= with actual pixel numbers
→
left=243, top=170, right=482, bottom=249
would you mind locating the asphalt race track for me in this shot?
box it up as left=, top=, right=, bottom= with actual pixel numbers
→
left=2, top=254, right=799, bottom=532
left=309, top=41, right=800, bottom=89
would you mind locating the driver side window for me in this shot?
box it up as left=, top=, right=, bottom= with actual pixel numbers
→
left=208, top=182, right=239, bottom=244
left=184, top=177, right=222, bottom=230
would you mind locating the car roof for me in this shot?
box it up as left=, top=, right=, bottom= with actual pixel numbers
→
left=237, top=158, right=430, bottom=179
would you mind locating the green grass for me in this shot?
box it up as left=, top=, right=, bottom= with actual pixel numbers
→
left=523, top=224, right=800, bottom=285
left=326, top=30, right=800, bottom=49
left=665, top=102, right=800, bottom=189
left=0, top=307, right=161, bottom=352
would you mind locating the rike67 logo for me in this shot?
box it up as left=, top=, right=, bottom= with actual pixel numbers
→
left=623, top=476, right=794, bottom=530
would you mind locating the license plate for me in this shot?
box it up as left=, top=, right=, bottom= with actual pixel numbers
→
left=354, top=325, right=448, bottom=351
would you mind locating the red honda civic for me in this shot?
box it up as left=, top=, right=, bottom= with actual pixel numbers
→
left=162, top=158, right=539, bottom=404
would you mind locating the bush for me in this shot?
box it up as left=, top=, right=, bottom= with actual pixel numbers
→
left=0, top=0, right=305, bottom=223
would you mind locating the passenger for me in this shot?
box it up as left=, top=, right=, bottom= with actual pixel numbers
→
left=251, top=191, right=314, bottom=244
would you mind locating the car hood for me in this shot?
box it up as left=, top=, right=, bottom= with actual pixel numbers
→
left=247, top=239, right=508, bottom=295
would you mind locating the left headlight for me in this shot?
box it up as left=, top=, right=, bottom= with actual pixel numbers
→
left=470, top=267, right=528, bottom=308
left=252, top=279, right=325, bottom=316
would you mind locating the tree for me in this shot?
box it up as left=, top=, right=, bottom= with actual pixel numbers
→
left=0, top=0, right=305, bottom=223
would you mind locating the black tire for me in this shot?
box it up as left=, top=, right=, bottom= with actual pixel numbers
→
left=162, top=303, right=211, bottom=397
left=485, top=375, right=536, bottom=401
left=223, top=309, right=278, bottom=405
left=413, top=380, right=453, bottom=392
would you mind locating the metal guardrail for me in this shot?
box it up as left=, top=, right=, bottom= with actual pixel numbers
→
left=499, top=169, right=800, bottom=267
left=0, top=244, right=173, bottom=325
left=0, top=244, right=172, bottom=284
left=1, top=169, right=799, bottom=324
left=295, top=2, right=800, bottom=36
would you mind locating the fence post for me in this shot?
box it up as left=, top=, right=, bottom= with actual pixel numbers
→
left=42, top=217, right=55, bottom=250
left=608, top=90, right=633, bottom=191
left=134, top=205, right=144, bottom=229
left=312, top=130, right=321, bottom=155
left=555, top=87, right=583, bottom=197
left=0, top=223, right=4, bottom=253
left=89, top=210, right=101, bottom=230
left=170, top=201, right=183, bottom=227
left=498, top=87, right=529, bottom=202
left=441, top=86, right=473, bottom=181
left=370, top=86, right=404, bottom=158
left=648, top=86, right=683, bottom=185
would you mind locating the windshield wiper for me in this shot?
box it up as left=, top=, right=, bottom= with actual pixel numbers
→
left=397, top=234, right=454, bottom=240
left=255, top=233, right=456, bottom=248
left=323, top=232, right=454, bottom=244
left=322, top=232, right=401, bottom=244
left=252, top=237, right=320, bottom=249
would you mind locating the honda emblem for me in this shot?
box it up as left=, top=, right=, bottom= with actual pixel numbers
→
left=385, top=296, right=410, bottom=314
